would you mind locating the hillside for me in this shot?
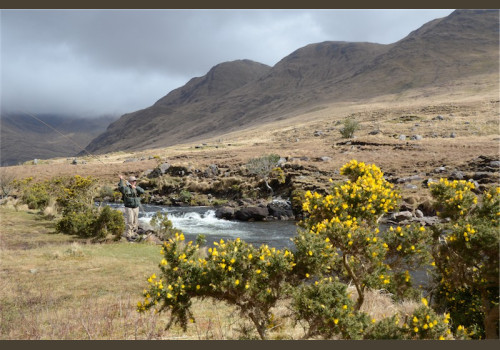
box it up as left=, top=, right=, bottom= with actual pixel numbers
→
left=0, top=113, right=117, bottom=166
left=83, top=9, right=499, bottom=155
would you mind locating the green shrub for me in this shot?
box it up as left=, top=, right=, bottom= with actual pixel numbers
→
left=246, top=154, right=281, bottom=197
left=339, top=118, right=360, bottom=138
left=178, top=190, right=192, bottom=204
left=292, top=278, right=369, bottom=339
left=56, top=205, right=124, bottom=240
left=150, top=211, right=179, bottom=240
left=22, top=182, right=50, bottom=210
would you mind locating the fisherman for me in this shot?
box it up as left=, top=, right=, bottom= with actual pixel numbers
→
left=118, top=175, right=145, bottom=241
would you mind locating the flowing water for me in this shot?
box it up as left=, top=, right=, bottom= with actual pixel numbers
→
left=108, top=203, right=298, bottom=249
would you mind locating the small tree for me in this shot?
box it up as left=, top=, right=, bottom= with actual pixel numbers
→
left=339, top=118, right=360, bottom=139
left=246, top=154, right=283, bottom=197
left=298, top=160, right=433, bottom=309
left=429, top=180, right=499, bottom=339
left=150, top=211, right=178, bottom=240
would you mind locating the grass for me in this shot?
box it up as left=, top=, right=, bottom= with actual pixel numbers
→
left=1, top=205, right=422, bottom=339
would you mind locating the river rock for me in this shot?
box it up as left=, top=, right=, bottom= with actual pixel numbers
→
left=267, top=202, right=294, bottom=220
left=215, top=207, right=235, bottom=220
left=235, top=207, right=269, bottom=221
left=138, top=221, right=155, bottom=235
left=391, top=211, right=414, bottom=222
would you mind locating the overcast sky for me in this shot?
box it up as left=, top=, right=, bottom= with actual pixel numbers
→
left=1, top=9, right=454, bottom=118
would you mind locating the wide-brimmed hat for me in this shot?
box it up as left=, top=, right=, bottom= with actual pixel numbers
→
left=128, top=176, right=137, bottom=182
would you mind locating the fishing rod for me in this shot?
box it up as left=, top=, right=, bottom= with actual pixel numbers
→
left=20, top=111, right=146, bottom=213
left=20, top=111, right=106, bottom=165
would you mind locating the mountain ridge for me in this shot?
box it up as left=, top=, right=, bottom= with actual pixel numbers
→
left=83, top=10, right=498, bottom=155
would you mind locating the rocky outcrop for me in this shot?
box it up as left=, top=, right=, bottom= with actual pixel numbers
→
left=235, top=207, right=269, bottom=221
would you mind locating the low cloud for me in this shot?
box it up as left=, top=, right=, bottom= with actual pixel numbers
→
left=0, top=9, right=454, bottom=117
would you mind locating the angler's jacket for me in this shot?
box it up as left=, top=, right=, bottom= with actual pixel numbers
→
left=118, top=179, right=145, bottom=208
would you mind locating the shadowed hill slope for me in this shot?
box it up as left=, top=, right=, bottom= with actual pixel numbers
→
left=83, top=9, right=499, bottom=155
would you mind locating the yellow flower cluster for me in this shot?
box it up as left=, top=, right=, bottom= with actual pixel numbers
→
left=302, top=160, right=399, bottom=222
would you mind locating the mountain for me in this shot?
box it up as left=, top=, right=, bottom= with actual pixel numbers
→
left=80, top=9, right=498, bottom=154
left=0, top=113, right=117, bottom=166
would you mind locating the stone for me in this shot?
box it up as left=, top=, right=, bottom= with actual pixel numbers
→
left=313, top=131, right=324, bottom=137
left=267, top=201, right=294, bottom=220
left=319, top=156, right=332, bottom=162
left=433, top=115, right=444, bottom=120
left=398, top=135, right=406, bottom=141
left=415, top=209, right=424, bottom=218
left=123, top=158, right=139, bottom=163
left=159, top=162, right=171, bottom=174
left=205, top=164, right=219, bottom=177
left=369, top=130, right=382, bottom=135
left=391, top=211, right=414, bottom=222
left=277, top=157, right=287, bottom=166
left=489, top=161, right=500, bottom=168
left=411, top=135, right=423, bottom=141
left=138, top=221, right=155, bottom=235
left=433, top=167, right=447, bottom=173
left=404, top=184, right=418, bottom=190
left=449, top=170, right=464, bottom=180
left=235, top=207, right=269, bottom=221
left=450, top=132, right=457, bottom=138
left=215, top=207, right=235, bottom=220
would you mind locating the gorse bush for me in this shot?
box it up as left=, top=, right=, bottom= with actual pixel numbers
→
left=429, top=180, right=499, bottom=339
left=13, top=175, right=125, bottom=240
left=56, top=205, right=124, bottom=240
left=297, top=160, right=432, bottom=308
left=139, top=159, right=487, bottom=340
left=138, top=234, right=295, bottom=339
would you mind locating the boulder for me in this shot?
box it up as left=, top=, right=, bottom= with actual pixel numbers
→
left=215, top=207, right=235, bottom=220
left=138, top=221, right=155, bottom=235
left=391, top=211, right=414, bottom=222
left=449, top=170, right=464, bottom=180
left=204, top=164, right=219, bottom=177
left=158, top=162, right=171, bottom=174
left=267, top=202, right=294, bottom=220
left=235, top=207, right=269, bottom=221
left=489, top=161, right=500, bottom=168
left=398, top=135, right=406, bottom=141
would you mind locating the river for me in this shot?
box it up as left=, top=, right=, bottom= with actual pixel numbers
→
left=107, top=203, right=298, bottom=249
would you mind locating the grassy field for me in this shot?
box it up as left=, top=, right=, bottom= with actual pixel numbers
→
left=0, top=206, right=243, bottom=340
left=0, top=205, right=421, bottom=340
